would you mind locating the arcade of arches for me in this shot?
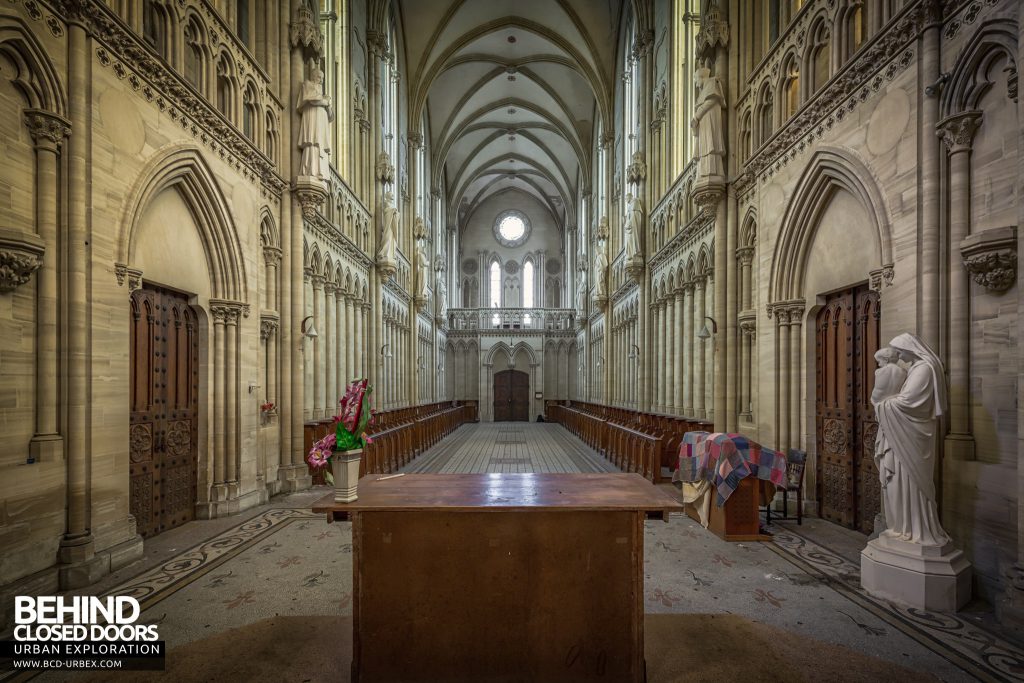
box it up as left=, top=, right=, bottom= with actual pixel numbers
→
left=1, top=0, right=1023, bottom=664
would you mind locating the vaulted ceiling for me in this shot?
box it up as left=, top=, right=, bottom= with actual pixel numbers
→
left=398, top=0, right=626, bottom=235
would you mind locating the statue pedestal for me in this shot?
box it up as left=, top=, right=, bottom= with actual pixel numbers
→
left=861, top=532, right=972, bottom=611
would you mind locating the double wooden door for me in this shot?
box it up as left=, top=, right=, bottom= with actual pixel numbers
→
left=815, top=285, right=881, bottom=534
left=129, top=284, right=199, bottom=538
left=493, top=369, right=530, bottom=422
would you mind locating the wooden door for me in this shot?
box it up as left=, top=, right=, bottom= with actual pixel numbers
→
left=493, top=369, right=530, bottom=422
left=815, top=285, right=881, bottom=533
left=130, top=285, right=199, bottom=538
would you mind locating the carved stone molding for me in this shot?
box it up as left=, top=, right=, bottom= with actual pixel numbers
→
left=626, top=151, right=647, bottom=187
left=0, top=229, right=44, bottom=293
left=289, top=3, right=323, bottom=58
left=113, top=262, right=144, bottom=291
left=375, top=152, right=395, bottom=186
left=24, top=109, right=71, bottom=149
left=960, top=226, right=1017, bottom=293
left=696, top=0, right=729, bottom=62
left=868, top=264, right=895, bottom=292
left=936, top=110, right=983, bottom=154
left=294, top=177, right=328, bottom=220
left=209, top=299, right=243, bottom=325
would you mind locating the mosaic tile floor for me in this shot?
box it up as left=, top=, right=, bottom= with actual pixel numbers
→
left=7, top=424, right=1024, bottom=682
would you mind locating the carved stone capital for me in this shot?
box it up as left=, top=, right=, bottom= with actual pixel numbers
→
left=262, top=246, right=282, bottom=266
left=408, top=132, right=423, bottom=150
left=936, top=111, right=983, bottom=154
left=376, top=261, right=397, bottom=283
left=693, top=187, right=723, bottom=219
left=259, top=316, right=279, bottom=340
left=210, top=299, right=243, bottom=325
left=960, top=227, right=1017, bottom=293
left=0, top=229, right=44, bottom=293
left=625, top=257, right=645, bottom=283
left=739, top=315, right=757, bottom=339
left=599, top=131, right=615, bottom=150
left=311, top=274, right=326, bottom=289
left=24, top=109, right=71, bottom=150
left=736, top=246, right=755, bottom=267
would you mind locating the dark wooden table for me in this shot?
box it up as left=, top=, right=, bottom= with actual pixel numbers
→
left=313, top=472, right=683, bottom=683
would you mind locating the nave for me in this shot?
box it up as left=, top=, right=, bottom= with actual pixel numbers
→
left=28, top=423, right=1023, bottom=682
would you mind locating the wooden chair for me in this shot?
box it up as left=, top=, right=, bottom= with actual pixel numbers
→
left=765, top=448, right=807, bottom=526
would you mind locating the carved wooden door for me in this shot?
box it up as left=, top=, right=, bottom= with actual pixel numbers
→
left=130, top=285, right=199, bottom=538
left=815, top=285, right=881, bottom=533
left=853, top=288, right=882, bottom=533
left=494, top=370, right=530, bottom=422
left=510, top=370, right=530, bottom=422
left=493, top=370, right=512, bottom=422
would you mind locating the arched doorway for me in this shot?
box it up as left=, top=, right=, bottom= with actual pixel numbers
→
left=815, top=285, right=881, bottom=533
left=129, top=284, right=199, bottom=538
left=493, top=369, right=529, bottom=422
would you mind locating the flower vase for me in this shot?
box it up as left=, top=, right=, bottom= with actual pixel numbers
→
left=332, top=448, right=362, bottom=503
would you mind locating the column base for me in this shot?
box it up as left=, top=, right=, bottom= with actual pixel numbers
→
left=944, top=433, right=975, bottom=461
left=29, top=433, right=64, bottom=462
left=277, top=464, right=312, bottom=493
left=57, top=535, right=107, bottom=590
left=861, top=533, right=972, bottom=611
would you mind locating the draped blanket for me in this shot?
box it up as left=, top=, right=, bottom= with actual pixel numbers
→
left=673, top=432, right=787, bottom=507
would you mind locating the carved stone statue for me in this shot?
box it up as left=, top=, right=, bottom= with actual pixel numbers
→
left=592, top=243, right=608, bottom=305
left=415, top=241, right=430, bottom=304
left=872, top=334, right=950, bottom=547
left=623, top=194, right=644, bottom=263
left=691, top=67, right=726, bottom=181
left=575, top=270, right=587, bottom=313
left=296, top=66, right=333, bottom=179
left=376, top=192, right=399, bottom=273
left=436, top=269, right=448, bottom=320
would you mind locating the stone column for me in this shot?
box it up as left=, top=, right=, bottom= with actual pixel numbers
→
left=695, top=276, right=707, bottom=419
left=25, top=110, right=70, bottom=462
left=335, top=290, right=344, bottom=394
left=737, top=247, right=754, bottom=311
left=789, top=303, right=804, bottom=451
left=224, top=304, right=240, bottom=498
left=59, top=12, right=101, bottom=587
left=266, top=320, right=279, bottom=418
left=345, top=294, right=355, bottom=381
left=653, top=301, right=663, bottom=411
left=674, top=288, right=684, bottom=415
left=665, top=293, right=675, bottom=412
left=360, top=302, right=370, bottom=378
left=264, top=246, right=281, bottom=313
left=683, top=282, right=695, bottom=415
left=211, top=307, right=227, bottom=498
left=312, top=274, right=325, bottom=419
left=919, top=5, right=942, bottom=349
left=303, top=269, right=313, bottom=421
left=739, top=321, right=754, bottom=419
left=777, top=307, right=792, bottom=451
left=325, top=283, right=336, bottom=412
left=937, top=111, right=982, bottom=462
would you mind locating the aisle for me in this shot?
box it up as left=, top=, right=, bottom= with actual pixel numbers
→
left=401, top=422, right=619, bottom=474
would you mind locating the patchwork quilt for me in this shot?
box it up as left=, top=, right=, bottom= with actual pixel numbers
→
left=673, top=432, right=787, bottom=507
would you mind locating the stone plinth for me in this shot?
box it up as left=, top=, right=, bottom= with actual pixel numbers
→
left=861, top=533, right=972, bottom=611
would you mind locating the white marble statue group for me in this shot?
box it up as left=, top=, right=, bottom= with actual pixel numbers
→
left=871, top=333, right=951, bottom=547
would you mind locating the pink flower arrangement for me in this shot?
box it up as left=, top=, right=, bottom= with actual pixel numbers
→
left=307, top=379, right=374, bottom=483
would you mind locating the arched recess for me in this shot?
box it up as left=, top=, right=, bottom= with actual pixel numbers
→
left=941, top=21, right=1018, bottom=116
left=768, top=147, right=893, bottom=304
left=119, top=145, right=248, bottom=303
left=0, top=14, right=67, bottom=115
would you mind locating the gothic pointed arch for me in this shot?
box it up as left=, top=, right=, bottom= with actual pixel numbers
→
left=768, top=147, right=893, bottom=304
left=119, top=145, right=248, bottom=302
left=0, top=12, right=67, bottom=115
left=941, top=20, right=1018, bottom=116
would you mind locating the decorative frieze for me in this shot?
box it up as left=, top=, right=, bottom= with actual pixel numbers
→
left=960, top=227, right=1017, bottom=293
left=0, top=229, right=45, bottom=293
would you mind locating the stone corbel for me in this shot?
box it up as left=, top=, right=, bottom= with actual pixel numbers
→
left=293, top=177, right=328, bottom=220
left=868, top=264, right=895, bottom=292
left=625, top=257, right=645, bottom=283
left=626, top=151, right=647, bottom=188
left=0, top=229, right=44, bottom=293
left=375, top=152, right=395, bottom=187
left=960, top=226, right=1017, bottom=293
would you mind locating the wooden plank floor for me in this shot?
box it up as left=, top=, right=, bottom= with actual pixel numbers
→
left=403, top=422, right=619, bottom=474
